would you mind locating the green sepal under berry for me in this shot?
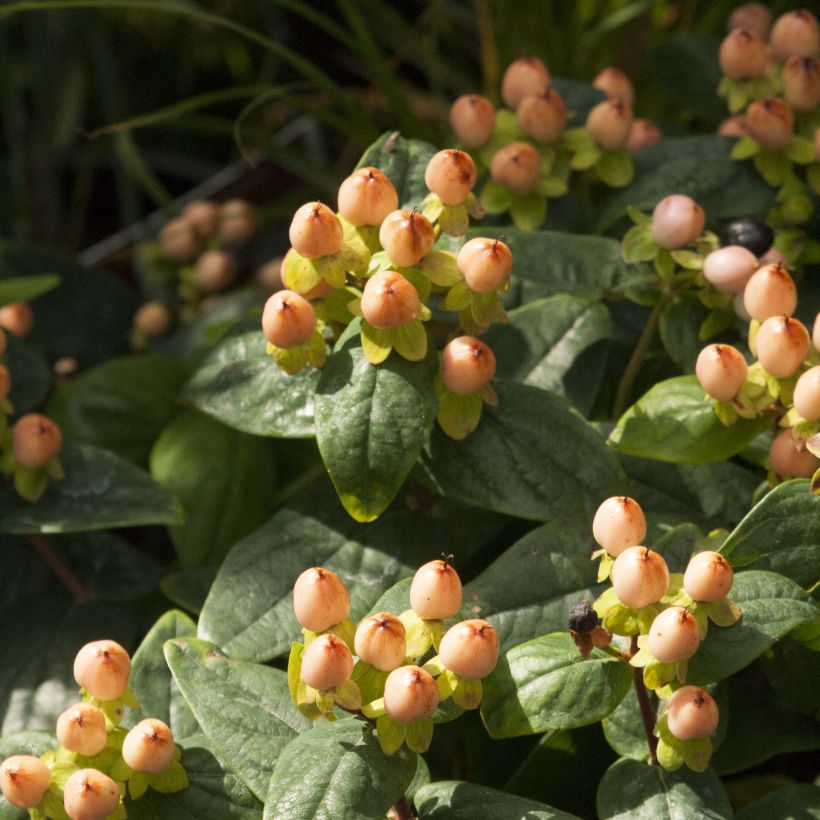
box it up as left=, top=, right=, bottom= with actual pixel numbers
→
left=405, top=718, right=434, bottom=753
left=654, top=713, right=712, bottom=773
left=594, top=551, right=615, bottom=583
left=420, top=251, right=462, bottom=287
left=509, top=193, right=546, bottom=231
left=718, top=72, right=779, bottom=114
left=434, top=373, right=496, bottom=441
left=421, top=194, right=471, bottom=237
left=399, top=608, right=446, bottom=658
left=316, top=285, right=359, bottom=326
left=352, top=316, right=430, bottom=365
left=630, top=643, right=687, bottom=690
left=457, top=290, right=508, bottom=335
left=82, top=686, right=140, bottom=729
left=593, top=587, right=657, bottom=636
left=712, top=363, right=777, bottom=426
left=352, top=661, right=390, bottom=705
left=595, top=149, right=634, bottom=187
left=266, top=327, right=327, bottom=374
left=375, top=714, right=406, bottom=756
left=302, top=617, right=357, bottom=652
left=564, top=127, right=602, bottom=171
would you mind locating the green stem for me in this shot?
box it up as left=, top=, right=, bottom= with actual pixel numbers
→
left=612, top=296, right=667, bottom=420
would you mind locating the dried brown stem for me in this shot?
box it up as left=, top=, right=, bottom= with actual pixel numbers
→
left=630, top=635, right=659, bottom=765
left=25, top=533, right=92, bottom=605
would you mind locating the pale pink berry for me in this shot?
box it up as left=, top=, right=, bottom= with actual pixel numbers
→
left=354, top=612, right=406, bottom=671
left=410, top=559, right=462, bottom=620
left=182, top=200, right=220, bottom=239
left=593, top=67, right=635, bottom=106
left=159, top=217, right=201, bottom=263
left=378, top=210, right=435, bottom=268
left=647, top=607, right=701, bottom=663
left=719, top=28, right=769, bottom=79
left=734, top=292, right=751, bottom=321
left=337, top=167, right=399, bottom=227
left=63, top=768, right=120, bottom=820
left=383, top=665, right=439, bottom=725
left=0, top=302, right=33, bottom=339
left=122, top=719, right=176, bottom=773
left=743, top=264, right=797, bottom=321
left=456, top=237, right=513, bottom=293
left=438, top=619, right=499, bottom=680
left=769, top=429, right=820, bottom=477
left=666, top=686, right=719, bottom=740
left=745, top=99, right=794, bottom=151
left=718, top=115, right=748, bottom=138
left=218, top=199, right=258, bottom=245
left=0, top=755, right=50, bottom=809
left=12, top=414, right=62, bottom=469
left=728, top=3, right=773, bottom=39
left=489, top=142, right=540, bottom=195
left=441, top=336, right=496, bottom=395
left=360, top=271, right=420, bottom=329
left=650, top=195, right=706, bottom=249
left=627, top=119, right=661, bottom=153
left=814, top=313, right=820, bottom=351
left=586, top=99, right=634, bottom=151
left=261, top=290, right=317, bottom=348
left=501, top=57, right=550, bottom=109
left=610, top=547, right=670, bottom=609
left=289, top=202, right=343, bottom=260
left=683, top=552, right=734, bottom=602
left=703, top=246, right=758, bottom=293
left=73, top=640, right=132, bottom=701
left=781, top=55, right=820, bottom=111
left=517, top=89, right=567, bottom=144
left=755, top=315, right=809, bottom=378
left=424, top=149, right=477, bottom=205
left=292, top=567, right=350, bottom=633
left=301, top=634, right=354, bottom=691
left=793, top=366, right=820, bottom=421
left=695, top=344, right=748, bottom=401
left=449, top=94, right=496, bottom=148
left=57, top=703, right=108, bottom=756
left=770, top=10, right=820, bottom=61
left=591, top=496, right=647, bottom=557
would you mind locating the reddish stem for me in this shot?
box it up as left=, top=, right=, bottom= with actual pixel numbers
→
left=630, top=635, right=659, bottom=765
left=25, top=533, right=92, bottom=605
left=392, top=795, right=415, bottom=820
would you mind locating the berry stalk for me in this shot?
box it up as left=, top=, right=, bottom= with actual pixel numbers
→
left=630, top=635, right=659, bottom=765
left=26, top=533, right=91, bottom=605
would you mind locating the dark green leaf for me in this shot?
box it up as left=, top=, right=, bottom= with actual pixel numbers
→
left=659, top=300, right=710, bottom=373
left=183, top=327, right=319, bottom=439
left=719, top=479, right=820, bottom=587
left=602, top=686, right=652, bottom=761
left=552, top=78, right=605, bottom=126
left=356, top=132, right=438, bottom=209
left=609, top=376, right=771, bottom=464
left=415, top=780, right=582, bottom=819
left=0, top=443, right=181, bottom=534
left=263, top=717, right=417, bottom=820
left=0, top=274, right=60, bottom=307
left=597, top=757, right=732, bottom=819
left=483, top=295, right=611, bottom=412
left=595, top=137, right=775, bottom=232
left=421, top=380, right=628, bottom=522
left=129, top=610, right=199, bottom=742
left=734, top=785, right=820, bottom=820
left=48, top=355, right=188, bottom=467
left=164, top=638, right=310, bottom=801
left=3, top=332, right=51, bottom=415
left=314, top=340, right=437, bottom=522
left=480, top=633, right=631, bottom=739
left=198, top=496, right=452, bottom=661
left=150, top=410, right=280, bottom=568
left=687, top=571, right=818, bottom=685
left=160, top=567, right=217, bottom=615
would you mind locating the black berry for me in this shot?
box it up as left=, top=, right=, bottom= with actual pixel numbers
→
left=569, top=601, right=599, bottom=634
left=719, top=218, right=773, bottom=257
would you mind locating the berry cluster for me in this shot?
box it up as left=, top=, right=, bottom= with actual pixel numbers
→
left=260, top=155, right=509, bottom=439
left=588, top=496, right=739, bottom=772
left=0, top=640, right=186, bottom=819
left=287, top=560, right=499, bottom=756
left=447, top=58, right=659, bottom=230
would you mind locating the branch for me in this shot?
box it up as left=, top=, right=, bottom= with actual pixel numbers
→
left=630, top=635, right=658, bottom=765
left=25, top=533, right=92, bottom=605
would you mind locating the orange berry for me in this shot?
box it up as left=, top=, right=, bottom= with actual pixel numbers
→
left=695, top=344, right=748, bottom=401
left=683, top=551, right=734, bottom=602
left=586, top=99, right=634, bottom=151
left=383, top=665, right=439, bottom=725
left=289, top=202, right=343, bottom=260
left=292, top=567, right=350, bottom=632
left=195, top=249, right=236, bottom=294
left=424, top=149, right=477, bottom=205
left=360, top=271, right=420, bottom=329
left=300, top=634, right=353, bottom=691
left=182, top=200, right=220, bottom=239
left=719, top=28, right=769, bottom=79
left=57, top=703, right=108, bottom=756
left=378, top=210, right=435, bottom=268
left=122, top=719, right=176, bottom=773
left=755, top=315, right=809, bottom=378
left=354, top=612, right=406, bottom=672
left=410, top=559, right=462, bottom=620
left=770, top=10, right=819, bottom=61
left=745, top=98, right=794, bottom=151
left=337, top=167, right=399, bottom=227
left=441, top=336, right=496, bottom=395
left=769, top=429, right=820, bottom=477
left=73, top=640, right=131, bottom=701
left=501, top=57, right=550, bottom=109
left=456, top=237, right=513, bottom=294
left=489, top=142, right=540, bottom=195
left=261, top=290, right=317, bottom=348
left=0, top=302, right=33, bottom=339
left=593, top=67, right=635, bottom=106
left=63, top=768, right=120, bottom=820
left=449, top=94, right=496, bottom=147
left=438, top=619, right=499, bottom=680
left=12, top=414, right=62, bottom=469
left=516, top=89, right=567, bottom=144
left=666, top=686, right=719, bottom=740
left=0, top=755, right=50, bottom=809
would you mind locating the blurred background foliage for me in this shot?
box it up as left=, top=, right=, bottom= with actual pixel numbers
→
left=0, top=0, right=808, bottom=256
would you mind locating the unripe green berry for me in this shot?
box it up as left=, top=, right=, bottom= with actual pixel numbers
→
left=719, top=28, right=768, bottom=79
left=650, top=195, right=706, bottom=250
left=611, top=547, right=670, bottom=609
left=728, top=3, right=773, bottom=39
left=292, top=567, right=350, bottom=633
left=516, top=89, right=567, bottom=144
left=63, top=768, right=120, bottom=820
left=57, top=703, right=108, bottom=756
left=159, top=218, right=201, bottom=263
left=438, top=619, right=499, bottom=680
left=456, top=237, right=513, bottom=294
left=489, top=142, right=540, bottom=195
left=134, top=301, right=173, bottom=338
left=300, top=634, right=353, bottom=691
left=360, top=271, right=420, bottom=329
left=501, top=57, right=550, bottom=109
left=745, top=98, right=794, bottom=151
left=218, top=199, right=258, bottom=245
left=0, top=302, right=33, bottom=339
left=262, top=290, right=317, bottom=348
left=383, top=665, right=439, bottom=725
left=591, top=496, right=647, bottom=557
left=666, top=686, right=719, bottom=740
left=586, top=98, right=633, bottom=151
left=73, top=639, right=131, bottom=701
left=627, top=119, right=661, bottom=153
left=0, top=755, right=50, bottom=809
left=683, top=551, right=734, bottom=602
left=449, top=94, right=496, bottom=148
left=703, top=246, right=758, bottom=293
left=755, top=315, right=809, bottom=379
left=182, top=200, right=220, bottom=239
left=354, top=612, right=406, bottom=671
left=441, top=336, right=496, bottom=395
left=743, top=263, right=797, bottom=321
left=781, top=56, right=820, bottom=112
left=122, top=718, right=175, bottom=773
left=592, top=67, right=635, bottom=106
left=794, top=365, right=820, bottom=421
left=289, top=202, right=343, bottom=260
left=195, top=249, right=236, bottom=294
left=410, top=559, right=463, bottom=620
left=647, top=607, right=700, bottom=663
left=337, top=167, right=399, bottom=227
left=769, top=429, right=820, bottom=477
left=695, top=343, right=748, bottom=401
left=424, top=149, right=477, bottom=205
left=770, top=10, right=819, bottom=61
left=378, top=210, right=435, bottom=268
left=12, top=414, right=62, bottom=469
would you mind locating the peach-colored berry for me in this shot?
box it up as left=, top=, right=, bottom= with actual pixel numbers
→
left=718, top=115, right=748, bottom=138
left=383, top=665, right=439, bottom=725
left=289, top=202, right=343, bottom=260
left=159, top=217, right=201, bottom=263
left=457, top=237, right=513, bottom=294
left=627, top=119, right=661, bottom=153
left=0, top=302, right=33, bottom=339
left=0, top=755, right=50, bottom=809
left=703, top=246, right=758, bottom=293
left=733, top=291, right=751, bottom=322
left=755, top=315, right=810, bottom=378
left=745, top=98, right=794, bottom=151
left=300, top=634, right=354, bottom=691
left=134, top=301, right=172, bottom=338
left=592, top=496, right=647, bottom=557
left=378, top=210, right=435, bottom=268
left=63, top=768, right=120, bottom=820
left=647, top=607, right=701, bottom=663
left=650, top=195, right=706, bottom=249
left=516, top=89, right=567, bottom=144
left=0, top=364, right=10, bottom=401
left=449, top=94, right=496, bottom=148
left=218, top=199, right=258, bottom=245
left=719, top=28, right=769, bottom=79
left=770, top=10, right=820, bottom=61
left=182, top=200, right=220, bottom=239
left=73, top=640, right=131, bottom=701
left=666, top=686, right=719, bottom=740
left=781, top=55, right=820, bottom=111
left=354, top=612, right=406, bottom=672
left=794, top=366, right=820, bottom=421
left=593, top=67, right=635, bottom=106
left=695, top=344, right=748, bottom=401
left=292, top=567, right=350, bottom=633
left=261, top=290, right=317, bottom=349
left=769, top=429, right=820, bottom=477
left=611, top=547, right=670, bottom=609
left=57, top=703, right=108, bottom=756
left=814, top=313, right=820, bottom=351
left=489, top=142, right=540, bottom=195
left=195, top=249, right=236, bottom=294
left=360, top=271, right=420, bottom=329
left=424, top=149, right=477, bottom=205
left=438, top=619, right=499, bottom=680
left=441, top=336, right=496, bottom=395
left=501, top=57, right=550, bottom=109
left=12, top=414, right=62, bottom=469
left=0, top=327, right=6, bottom=356
left=337, top=167, right=399, bottom=227
left=122, top=719, right=176, bottom=773
left=683, top=551, right=734, bottom=602
left=728, top=3, right=773, bottom=39
left=743, top=263, right=797, bottom=321
left=586, top=99, right=634, bottom=151
left=410, top=559, right=462, bottom=620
